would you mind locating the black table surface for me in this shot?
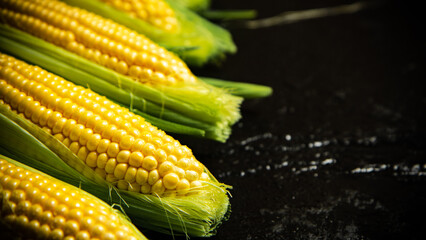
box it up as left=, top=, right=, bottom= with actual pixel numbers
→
left=147, top=0, right=426, bottom=239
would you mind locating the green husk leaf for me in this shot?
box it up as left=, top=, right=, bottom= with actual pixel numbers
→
left=126, top=108, right=205, bottom=137
left=200, top=77, right=273, bottom=99
left=172, top=0, right=256, bottom=20
left=61, top=0, right=236, bottom=66
left=0, top=103, right=231, bottom=237
left=0, top=24, right=242, bottom=142
left=175, top=0, right=211, bottom=12
left=200, top=9, right=258, bottom=20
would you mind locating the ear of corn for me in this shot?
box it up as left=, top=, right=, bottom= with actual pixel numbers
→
left=0, top=154, right=148, bottom=240
left=0, top=32, right=224, bottom=140
left=0, top=53, right=231, bottom=237
left=61, top=0, right=236, bottom=66
left=0, top=3, right=243, bottom=142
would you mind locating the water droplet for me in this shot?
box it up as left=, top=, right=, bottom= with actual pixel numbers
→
left=321, top=158, right=336, bottom=165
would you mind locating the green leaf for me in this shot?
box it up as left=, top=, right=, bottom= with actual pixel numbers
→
left=175, top=0, right=211, bottom=12
left=200, top=77, right=273, bottom=99
left=201, top=9, right=258, bottom=21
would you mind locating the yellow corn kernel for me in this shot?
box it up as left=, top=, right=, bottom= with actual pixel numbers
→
left=114, top=163, right=128, bottom=179
left=154, top=148, right=167, bottom=163
left=117, top=150, right=131, bottom=163
left=200, top=172, right=210, bottom=181
left=0, top=53, right=206, bottom=196
left=129, top=152, right=143, bottom=168
left=151, top=179, right=165, bottom=195
left=119, top=135, right=134, bottom=150
left=175, top=167, right=185, bottom=179
left=96, top=139, right=110, bottom=153
left=104, top=158, right=117, bottom=174
left=140, top=183, right=151, bottom=194
left=176, top=179, right=190, bottom=196
left=86, top=133, right=101, bottom=151
left=117, top=179, right=129, bottom=190
left=96, top=153, right=108, bottom=169
left=185, top=170, right=199, bottom=182
left=147, top=169, right=159, bottom=185
left=158, top=161, right=174, bottom=177
left=142, top=155, right=157, bottom=171
left=0, top=158, right=145, bottom=239
left=69, top=142, right=80, bottom=155
left=124, top=166, right=137, bottom=183
left=135, top=168, right=148, bottom=185
left=106, top=142, right=120, bottom=158
left=190, top=180, right=203, bottom=189
left=141, top=143, right=155, bottom=157
left=85, top=152, right=98, bottom=168
left=163, top=173, right=179, bottom=190
left=177, top=157, right=190, bottom=169
left=77, top=146, right=89, bottom=161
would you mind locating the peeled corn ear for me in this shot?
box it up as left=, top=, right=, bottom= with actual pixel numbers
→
left=0, top=53, right=231, bottom=237
left=61, top=0, right=236, bottom=66
left=0, top=155, right=147, bottom=240
left=0, top=0, right=196, bottom=86
left=0, top=53, right=216, bottom=196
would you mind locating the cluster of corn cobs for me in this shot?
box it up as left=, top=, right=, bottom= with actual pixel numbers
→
left=0, top=0, right=269, bottom=239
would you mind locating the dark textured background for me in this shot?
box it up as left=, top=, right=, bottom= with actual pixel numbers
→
left=147, top=0, right=426, bottom=239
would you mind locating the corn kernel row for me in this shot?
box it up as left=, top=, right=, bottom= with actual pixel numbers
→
left=99, top=0, right=178, bottom=32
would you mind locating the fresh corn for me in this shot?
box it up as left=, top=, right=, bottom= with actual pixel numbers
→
left=0, top=0, right=195, bottom=86
left=0, top=0, right=243, bottom=142
left=0, top=53, right=209, bottom=196
left=0, top=155, right=147, bottom=240
left=62, top=0, right=236, bottom=66
left=0, top=53, right=231, bottom=237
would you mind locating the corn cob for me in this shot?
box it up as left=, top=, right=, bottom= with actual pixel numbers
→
left=0, top=53, right=209, bottom=195
left=61, top=0, right=236, bottom=66
left=0, top=155, right=147, bottom=240
left=0, top=0, right=243, bottom=142
left=0, top=53, right=230, bottom=236
left=0, top=0, right=196, bottom=86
